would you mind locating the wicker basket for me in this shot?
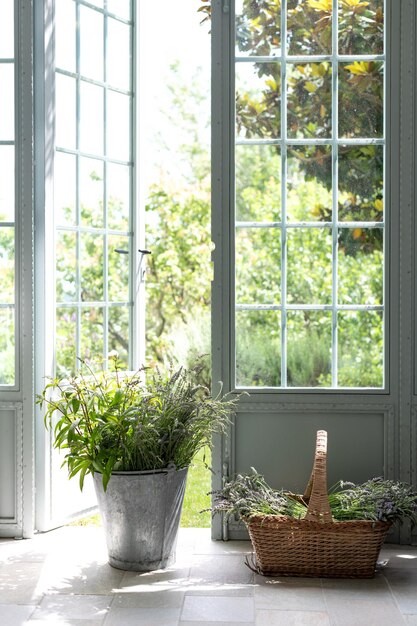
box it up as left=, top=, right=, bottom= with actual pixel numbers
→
left=245, top=430, right=391, bottom=578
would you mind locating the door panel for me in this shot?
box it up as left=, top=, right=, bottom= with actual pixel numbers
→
left=211, top=0, right=415, bottom=542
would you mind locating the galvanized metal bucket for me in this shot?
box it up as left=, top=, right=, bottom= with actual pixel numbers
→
left=93, top=466, right=188, bottom=571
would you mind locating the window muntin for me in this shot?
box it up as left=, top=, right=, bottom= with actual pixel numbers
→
left=0, top=0, right=16, bottom=386
left=54, top=0, right=133, bottom=377
left=234, top=0, right=385, bottom=389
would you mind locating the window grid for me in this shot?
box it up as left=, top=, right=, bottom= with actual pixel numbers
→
left=0, top=26, right=16, bottom=386
left=234, top=0, right=385, bottom=389
left=55, top=0, right=133, bottom=376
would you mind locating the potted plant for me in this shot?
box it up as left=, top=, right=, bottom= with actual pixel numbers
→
left=37, top=355, right=237, bottom=571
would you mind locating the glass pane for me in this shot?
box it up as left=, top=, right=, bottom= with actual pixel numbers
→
left=288, top=0, right=332, bottom=56
left=0, top=227, right=15, bottom=303
left=81, top=307, right=104, bottom=363
left=287, top=145, right=332, bottom=221
left=0, top=64, right=14, bottom=140
left=80, top=81, right=104, bottom=155
left=287, top=62, right=332, bottom=139
left=108, top=305, right=130, bottom=368
left=287, top=228, right=332, bottom=304
left=235, top=144, right=281, bottom=222
left=55, top=152, right=76, bottom=226
left=236, top=227, right=280, bottom=304
left=0, top=307, right=14, bottom=385
left=338, top=228, right=383, bottom=305
left=338, top=310, right=383, bottom=387
left=56, top=231, right=77, bottom=302
left=107, top=90, right=130, bottom=161
left=55, top=0, right=76, bottom=72
left=80, top=233, right=104, bottom=301
left=339, top=61, right=383, bottom=139
left=338, top=145, right=383, bottom=221
left=236, top=310, right=281, bottom=387
left=107, top=163, right=130, bottom=231
left=80, top=5, right=104, bottom=82
left=0, top=146, right=15, bottom=222
left=108, top=236, right=130, bottom=302
left=235, top=0, right=280, bottom=56
left=236, top=62, right=281, bottom=139
left=107, top=18, right=131, bottom=91
left=0, top=0, right=14, bottom=58
left=56, top=307, right=77, bottom=378
left=87, top=0, right=103, bottom=7
left=287, top=311, right=332, bottom=387
left=80, top=158, right=104, bottom=228
left=56, top=73, right=76, bottom=150
left=339, top=0, right=384, bottom=55
left=107, top=0, right=131, bottom=20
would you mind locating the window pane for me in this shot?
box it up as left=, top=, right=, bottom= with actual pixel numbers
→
left=81, top=307, right=104, bottom=363
left=56, top=73, right=76, bottom=150
left=80, top=81, right=104, bottom=155
left=236, top=144, right=281, bottom=222
left=338, top=229, right=383, bottom=305
left=339, top=0, right=384, bottom=55
left=107, top=90, right=130, bottom=161
left=288, top=0, right=332, bottom=56
left=107, top=18, right=131, bottom=91
left=55, top=152, right=76, bottom=226
left=287, top=311, right=332, bottom=387
left=287, top=145, right=332, bottom=222
left=0, top=146, right=15, bottom=222
left=107, top=163, right=130, bottom=231
left=236, top=310, right=281, bottom=387
left=287, top=62, right=332, bottom=139
left=0, top=307, right=14, bottom=385
left=338, top=145, right=383, bottom=222
left=236, top=62, right=281, bottom=140
left=0, top=64, right=14, bottom=140
left=80, top=5, right=104, bottom=82
left=108, top=236, right=130, bottom=302
left=80, top=158, right=104, bottom=228
left=339, top=62, right=383, bottom=139
left=108, top=305, right=129, bottom=368
left=287, top=228, right=332, bottom=304
left=56, top=307, right=77, bottom=378
left=235, top=0, right=280, bottom=56
left=236, top=227, right=280, bottom=305
left=338, top=311, right=383, bottom=387
left=80, top=233, right=104, bottom=301
left=55, top=0, right=76, bottom=72
left=0, top=0, right=14, bottom=58
left=0, top=227, right=15, bottom=303
left=56, top=231, right=77, bottom=303
left=107, top=0, right=131, bottom=20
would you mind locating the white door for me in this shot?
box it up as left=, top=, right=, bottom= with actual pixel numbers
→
left=211, top=0, right=417, bottom=544
left=35, top=0, right=142, bottom=531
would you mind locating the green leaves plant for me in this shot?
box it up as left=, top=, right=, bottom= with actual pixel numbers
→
left=37, top=357, right=238, bottom=491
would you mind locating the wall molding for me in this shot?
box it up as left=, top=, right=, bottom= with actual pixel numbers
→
left=0, top=402, right=23, bottom=536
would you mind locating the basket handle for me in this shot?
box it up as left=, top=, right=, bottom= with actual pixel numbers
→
left=303, top=430, right=333, bottom=523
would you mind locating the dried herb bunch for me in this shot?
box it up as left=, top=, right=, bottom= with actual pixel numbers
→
left=210, top=470, right=417, bottom=526
left=209, top=469, right=307, bottom=520
left=328, top=478, right=417, bottom=525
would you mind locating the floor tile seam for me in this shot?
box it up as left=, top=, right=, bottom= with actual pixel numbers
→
left=255, top=607, right=330, bottom=614
left=98, top=593, right=117, bottom=626
left=383, top=572, right=410, bottom=623
left=178, top=581, right=190, bottom=622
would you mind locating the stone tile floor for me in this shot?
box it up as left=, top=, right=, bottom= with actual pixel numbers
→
left=1, top=527, right=417, bottom=625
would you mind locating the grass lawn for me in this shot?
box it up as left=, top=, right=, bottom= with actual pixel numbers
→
left=180, top=446, right=211, bottom=527
left=70, top=447, right=212, bottom=528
